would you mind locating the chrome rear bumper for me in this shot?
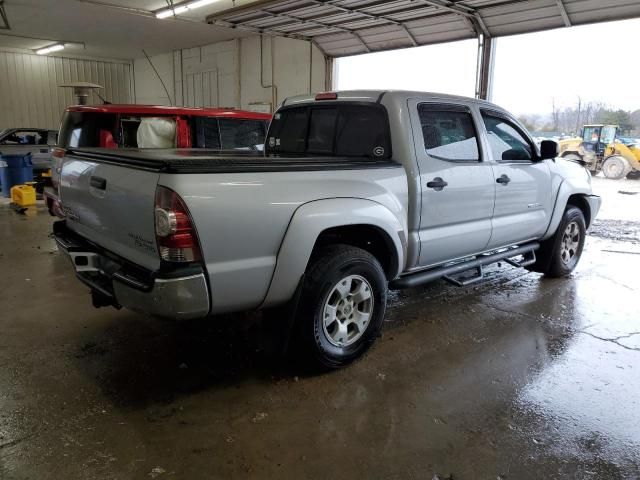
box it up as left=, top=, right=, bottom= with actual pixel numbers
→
left=54, top=221, right=210, bottom=320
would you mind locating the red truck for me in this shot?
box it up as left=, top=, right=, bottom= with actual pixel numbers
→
left=46, top=104, right=271, bottom=216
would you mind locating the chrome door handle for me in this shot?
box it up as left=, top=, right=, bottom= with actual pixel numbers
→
left=426, top=177, right=448, bottom=191
left=496, top=174, right=511, bottom=185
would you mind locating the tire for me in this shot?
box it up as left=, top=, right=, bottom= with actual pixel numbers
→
left=292, top=244, right=387, bottom=370
left=626, top=170, right=640, bottom=180
left=531, top=206, right=586, bottom=278
left=590, top=170, right=599, bottom=177
left=602, top=156, right=631, bottom=180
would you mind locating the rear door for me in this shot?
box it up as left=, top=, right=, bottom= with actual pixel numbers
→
left=480, top=110, right=552, bottom=249
left=59, top=154, right=161, bottom=271
left=410, top=100, right=496, bottom=267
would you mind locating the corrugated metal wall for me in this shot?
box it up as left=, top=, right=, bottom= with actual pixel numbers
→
left=0, top=51, right=132, bottom=130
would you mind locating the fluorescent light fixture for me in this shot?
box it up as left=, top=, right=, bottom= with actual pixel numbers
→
left=155, top=0, right=219, bottom=19
left=35, top=44, right=65, bottom=55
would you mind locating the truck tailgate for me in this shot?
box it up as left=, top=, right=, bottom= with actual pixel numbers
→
left=59, top=154, right=161, bottom=271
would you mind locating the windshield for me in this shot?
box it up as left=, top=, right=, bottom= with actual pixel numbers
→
left=266, top=104, right=391, bottom=159
left=582, top=126, right=602, bottom=143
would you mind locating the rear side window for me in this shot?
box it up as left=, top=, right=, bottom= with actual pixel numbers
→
left=418, top=104, right=480, bottom=162
left=266, top=104, right=391, bottom=159
left=58, top=112, right=118, bottom=148
left=219, top=118, right=267, bottom=151
left=481, top=111, right=533, bottom=161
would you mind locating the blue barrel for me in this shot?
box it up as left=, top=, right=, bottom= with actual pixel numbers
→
left=0, top=154, right=33, bottom=197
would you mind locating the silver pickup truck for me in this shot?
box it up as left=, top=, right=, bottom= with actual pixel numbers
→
left=54, top=90, right=601, bottom=369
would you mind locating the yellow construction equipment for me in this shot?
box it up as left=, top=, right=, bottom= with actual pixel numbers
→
left=558, top=125, right=640, bottom=179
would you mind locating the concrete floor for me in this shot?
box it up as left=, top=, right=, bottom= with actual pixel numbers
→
left=1, top=177, right=639, bottom=479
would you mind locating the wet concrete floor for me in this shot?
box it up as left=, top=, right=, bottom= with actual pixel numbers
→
left=1, top=176, right=639, bottom=479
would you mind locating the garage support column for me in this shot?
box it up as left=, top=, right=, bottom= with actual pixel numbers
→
left=475, top=34, right=495, bottom=101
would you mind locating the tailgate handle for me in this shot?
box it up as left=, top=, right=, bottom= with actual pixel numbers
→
left=40, top=148, right=48, bottom=153
left=90, top=176, right=107, bottom=190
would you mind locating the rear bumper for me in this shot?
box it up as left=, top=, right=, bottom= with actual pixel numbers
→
left=53, top=221, right=210, bottom=320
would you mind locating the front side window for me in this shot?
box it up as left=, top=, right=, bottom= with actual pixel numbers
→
left=482, top=112, right=533, bottom=161
left=219, top=118, right=267, bottom=151
left=266, top=104, right=391, bottom=159
left=601, top=126, right=617, bottom=145
left=418, top=104, right=480, bottom=162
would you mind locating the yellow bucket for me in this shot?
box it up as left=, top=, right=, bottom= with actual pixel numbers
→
left=10, top=184, right=37, bottom=207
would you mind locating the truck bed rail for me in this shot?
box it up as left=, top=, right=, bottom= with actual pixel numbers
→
left=67, top=148, right=401, bottom=174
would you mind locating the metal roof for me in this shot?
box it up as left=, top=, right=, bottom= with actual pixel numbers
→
left=206, top=0, right=640, bottom=57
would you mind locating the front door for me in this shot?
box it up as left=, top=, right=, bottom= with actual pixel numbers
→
left=410, top=100, right=496, bottom=268
left=480, top=110, right=552, bottom=249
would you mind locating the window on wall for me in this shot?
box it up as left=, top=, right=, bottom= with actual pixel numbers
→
left=418, top=104, right=480, bottom=162
left=481, top=112, right=533, bottom=161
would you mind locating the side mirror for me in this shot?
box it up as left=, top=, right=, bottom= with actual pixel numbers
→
left=539, top=140, right=558, bottom=160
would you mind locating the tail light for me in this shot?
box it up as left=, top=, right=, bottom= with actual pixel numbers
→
left=315, top=92, right=338, bottom=101
left=51, top=147, right=66, bottom=190
left=154, top=186, right=202, bottom=262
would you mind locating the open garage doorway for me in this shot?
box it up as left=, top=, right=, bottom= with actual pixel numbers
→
left=335, top=39, right=477, bottom=97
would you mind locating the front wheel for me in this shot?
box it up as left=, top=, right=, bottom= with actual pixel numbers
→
left=543, top=206, right=586, bottom=278
left=292, top=245, right=387, bottom=370
left=602, top=155, right=631, bottom=180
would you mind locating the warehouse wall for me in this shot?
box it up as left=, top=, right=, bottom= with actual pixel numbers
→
left=133, top=35, right=328, bottom=113
left=0, top=51, right=132, bottom=130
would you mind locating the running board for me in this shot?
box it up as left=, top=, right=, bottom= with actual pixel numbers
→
left=389, top=243, right=539, bottom=290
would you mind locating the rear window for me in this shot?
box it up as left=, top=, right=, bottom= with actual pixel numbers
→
left=266, top=104, right=391, bottom=159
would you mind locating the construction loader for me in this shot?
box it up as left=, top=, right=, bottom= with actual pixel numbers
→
left=558, top=124, right=640, bottom=179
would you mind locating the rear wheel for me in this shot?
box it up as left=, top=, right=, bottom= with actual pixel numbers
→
left=531, top=206, right=586, bottom=278
left=602, top=155, right=631, bottom=180
left=292, top=245, right=387, bottom=370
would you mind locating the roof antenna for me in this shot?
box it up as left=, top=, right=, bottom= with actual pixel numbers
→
left=143, top=49, right=174, bottom=106
left=95, top=92, right=112, bottom=104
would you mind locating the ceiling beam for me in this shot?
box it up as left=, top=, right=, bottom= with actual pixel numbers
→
left=319, top=0, right=418, bottom=46
left=0, top=1, right=10, bottom=30
left=556, top=0, right=572, bottom=27
left=236, top=7, right=373, bottom=51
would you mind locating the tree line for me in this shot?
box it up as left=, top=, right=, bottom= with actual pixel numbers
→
left=518, top=98, right=640, bottom=136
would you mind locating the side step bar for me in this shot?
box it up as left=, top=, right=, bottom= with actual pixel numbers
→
left=389, top=243, right=539, bottom=290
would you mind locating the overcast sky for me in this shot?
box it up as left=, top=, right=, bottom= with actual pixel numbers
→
left=335, top=18, right=640, bottom=116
